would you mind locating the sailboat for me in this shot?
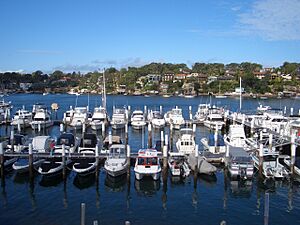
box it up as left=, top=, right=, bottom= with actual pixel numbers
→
left=215, top=83, right=227, bottom=99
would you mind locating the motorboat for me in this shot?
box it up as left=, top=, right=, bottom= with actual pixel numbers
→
left=164, top=107, right=185, bottom=130
left=31, top=108, right=52, bottom=130
left=130, top=110, right=147, bottom=129
left=101, top=135, right=122, bottom=154
left=104, top=144, right=129, bottom=177
left=69, top=107, right=89, bottom=130
left=6, top=134, right=30, bottom=153
left=11, top=108, right=33, bottom=128
left=193, top=104, right=210, bottom=124
left=259, top=111, right=288, bottom=132
left=282, top=155, right=300, bottom=176
left=147, top=110, right=165, bottom=128
left=224, top=125, right=252, bottom=151
left=38, top=133, right=79, bottom=176
left=73, top=133, right=99, bottom=175
left=111, top=107, right=128, bottom=130
left=187, top=155, right=217, bottom=175
left=12, top=136, right=55, bottom=173
left=168, top=152, right=190, bottom=177
left=176, top=128, right=196, bottom=155
left=251, top=150, right=290, bottom=179
left=134, top=149, right=161, bottom=180
left=201, top=133, right=226, bottom=155
left=227, top=146, right=254, bottom=180
left=203, top=113, right=225, bottom=130
left=63, top=106, right=74, bottom=124
left=257, top=104, right=271, bottom=114
left=90, top=106, right=109, bottom=130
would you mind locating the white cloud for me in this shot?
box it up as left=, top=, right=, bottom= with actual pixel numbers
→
left=238, top=0, right=300, bottom=41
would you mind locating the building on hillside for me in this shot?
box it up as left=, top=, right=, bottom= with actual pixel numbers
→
left=174, top=73, right=187, bottom=81
left=217, top=75, right=235, bottom=81
left=147, top=74, right=161, bottom=83
left=159, top=83, right=169, bottom=94
left=182, top=83, right=196, bottom=96
left=19, top=83, right=32, bottom=91
left=162, top=73, right=174, bottom=82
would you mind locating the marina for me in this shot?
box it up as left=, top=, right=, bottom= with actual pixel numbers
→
left=0, top=94, right=300, bottom=224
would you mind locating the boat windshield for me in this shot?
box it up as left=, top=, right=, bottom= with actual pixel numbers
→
left=109, top=147, right=126, bottom=157
left=137, top=157, right=158, bottom=165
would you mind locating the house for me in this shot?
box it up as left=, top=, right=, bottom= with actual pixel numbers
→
left=116, top=85, right=126, bottom=94
left=159, top=83, right=169, bottom=94
left=162, top=73, right=174, bottom=82
left=19, top=83, right=32, bottom=91
left=253, top=71, right=266, bottom=80
left=174, top=73, right=187, bottom=81
left=182, top=83, right=196, bottom=95
left=197, top=73, right=208, bottom=83
left=207, top=76, right=218, bottom=84
left=217, top=75, right=235, bottom=81
left=146, top=74, right=161, bottom=83
left=281, top=74, right=292, bottom=80
left=235, top=87, right=245, bottom=94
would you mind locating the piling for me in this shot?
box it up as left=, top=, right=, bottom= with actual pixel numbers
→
left=290, top=108, right=294, bottom=116
left=0, top=143, right=4, bottom=177
left=60, top=123, right=64, bottom=133
left=108, top=131, right=112, bottom=146
left=260, top=130, right=263, bottom=142
left=250, top=119, right=255, bottom=135
left=38, top=123, right=41, bottom=133
left=62, top=144, right=66, bottom=180
left=264, top=193, right=270, bottom=225
left=160, top=130, right=164, bottom=151
left=82, top=123, right=86, bottom=134
left=80, top=203, right=86, bottom=225
left=29, top=143, right=33, bottom=178
left=10, top=130, right=14, bottom=152
left=268, top=133, right=273, bottom=151
left=225, top=145, right=229, bottom=166
left=159, top=105, right=163, bottom=114
left=259, top=144, right=264, bottom=177
left=95, top=145, right=99, bottom=182
left=93, top=221, right=98, bottom=225
left=169, top=125, right=173, bottom=151
left=144, top=105, right=147, bottom=115
left=147, top=123, right=152, bottom=148
left=125, top=221, right=131, bottom=225
left=291, top=132, right=296, bottom=175
left=189, top=106, right=193, bottom=120
left=102, top=122, right=105, bottom=137
left=284, top=106, right=287, bottom=115
left=17, top=119, right=21, bottom=133
left=125, top=123, right=128, bottom=146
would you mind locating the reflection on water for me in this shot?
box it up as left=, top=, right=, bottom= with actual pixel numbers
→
left=229, top=180, right=252, bottom=198
left=104, top=173, right=127, bottom=192
left=134, top=177, right=160, bottom=196
left=39, top=172, right=66, bottom=187
left=73, top=173, right=96, bottom=189
left=199, top=173, right=217, bottom=187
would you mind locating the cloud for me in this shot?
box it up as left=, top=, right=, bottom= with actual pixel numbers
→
left=238, top=0, right=300, bottom=41
left=16, top=49, right=63, bottom=55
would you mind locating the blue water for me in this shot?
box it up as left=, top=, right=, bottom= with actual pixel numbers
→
left=1, top=94, right=300, bottom=225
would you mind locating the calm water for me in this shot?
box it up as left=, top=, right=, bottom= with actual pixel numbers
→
left=1, top=94, right=300, bottom=225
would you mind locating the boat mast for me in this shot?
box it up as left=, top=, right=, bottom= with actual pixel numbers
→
left=239, top=77, right=242, bottom=111
left=102, top=68, right=107, bottom=110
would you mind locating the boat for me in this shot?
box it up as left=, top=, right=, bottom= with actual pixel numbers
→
left=104, top=144, right=129, bottom=177
left=101, top=135, right=122, bottom=154
left=257, top=104, right=271, bottom=114
left=6, top=134, right=30, bottom=153
left=134, top=149, right=161, bottom=180
left=224, top=125, right=251, bottom=151
left=0, top=99, right=12, bottom=124
left=164, top=106, right=185, bottom=130
left=38, top=133, right=79, bottom=176
left=90, top=106, right=109, bottom=130
left=69, top=107, right=89, bottom=130
left=130, top=110, right=147, bottom=129
left=203, top=111, right=225, bottom=130
left=62, top=106, right=74, bottom=124
left=30, top=106, right=52, bottom=130
left=184, top=95, right=195, bottom=98
left=201, top=132, right=226, bottom=155
left=251, top=150, right=290, bottom=179
left=111, top=107, right=128, bottom=130
left=175, top=128, right=196, bottom=155
left=227, top=146, right=254, bottom=180
left=193, top=104, right=210, bottom=124
left=72, top=133, right=99, bottom=175
left=259, top=110, right=288, bottom=132
left=147, top=110, right=166, bottom=128
left=282, top=155, right=300, bottom=176
left=168, top=152, right=190, bottom=177
left=215, top=83, right=228, bottom=99
left=12, top=136, right=55, bottom=173
left=11, top=108, right=33, bottom=128
left=187, top=155, right=217, bottom=175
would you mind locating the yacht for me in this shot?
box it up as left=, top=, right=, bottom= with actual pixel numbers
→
left=201, top=133, right=226, bottom=155
left=38, top=133, right=79, bottom=176
left=147, top=110, right=166, bottom=128
left=12, top=136, right=55, bottom=173
left=134, top=149, right=161, bottom=180
left=175, top=128, right=196, bottom=155
left=224, top=125, right=251, bottom=151
left=63, top=106, right=74, bottom=124
left=203, top=113, right=225, bottom=130
left=193, top=104, right=210, bottom=124
left=90, top=106, right=109, bottom=130
left=104, top=144, right=129, bottom=177
left=11, top=108, right=33, bottom=128
left=164, top=107, right=185, bottom=130
left=282, top=155, right=300, bottom=176
left=259, top=111, right=288, bottom=132
left=257, top=104, right=271, bottom=114
left=168, top=152, right=190, bottom=177
left=251, top=150, right=290, bottom=179
left=31, top=108, right=52, bottom=130
left=73, top=133, right=99, bottom=175
left=130, top=110, right=147, bottom=129
left=111, top=107, right=128, bottom=130
left=69, top=107, right=89, bottom=130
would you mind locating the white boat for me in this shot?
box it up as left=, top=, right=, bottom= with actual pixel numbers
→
left=69, top=107, right=89, bottom=130
left=11, top=108, right=33, bottom=128
left=6, top=134, right=30, bottom=153
left=31, top=108, right=53, bottom=130
left=104, top=144, right=129, bottom=177
left=38, top=133, right=79, bottom=176
left=168, top=152, right=190, bottom=177
left=90, top=106, right=109, bottom=130
left=203, top=113, right=225, bottom=130
left=134, top=149, right=161, bottom=180
left=224, top=125, right=251, bottom=151
left=193, top=104, right=210, bottom=124
left=176, top=128, right=196, bottom=155
left=201, top=133, right=226, bottom=155
left=259, top=111, right=288, bottom=132
left=63, top=107, right=74, bottom=124
left=164, top=107, right=185, bottom=130
left=0, top=99, right=12, bottom=123
left=282, top=155, right=300, bottom=176
left=130, top=110, right=147, bottom=129
left=147, top=110, right=166, bottom=128
left=111, top=107, right=128, bottom=130
left=73, top=133, right=99, bottom=175
left=227, top=146, right=254, bottom=180
left=251, top=150, right=290, bottom=179
left=12, top=136, right=55, bottom=173
left=257, top=104, right=271, bottom=114
left=215, top=95, right=228, bottom=99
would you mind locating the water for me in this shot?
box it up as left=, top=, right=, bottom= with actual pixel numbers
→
left=1, top=94, right=300, bottom=225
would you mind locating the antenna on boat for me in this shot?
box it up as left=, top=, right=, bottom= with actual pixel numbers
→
left=239, top=77, right=242, bottom=111
left=102, top=68, right=107, bottom=110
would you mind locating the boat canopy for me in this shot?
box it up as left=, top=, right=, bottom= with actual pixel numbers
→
left=57, top=133, right=75, bottom=146
left=80, top=133, right=97, bottom=148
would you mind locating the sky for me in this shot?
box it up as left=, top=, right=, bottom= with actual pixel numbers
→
left=0, top=0, right=300, bottom=73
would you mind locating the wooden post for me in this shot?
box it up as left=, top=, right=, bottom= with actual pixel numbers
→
left=17, top=119, right=21, bottom=133
left=291, top=132, right=296, bottom=175
left=102, top=122, right=105, bottom=137
left=268, top=133, right=273, bottom=151
left=160, top=130, right=164, bottom=151
left=159, top=105, right=163, bottom=115
left=29, top=143, right=33, bottom=178
left=147, top=123, right=152, bottom=148
left=95, top=145, right=99, bottom=181
left=62, top=144, right=66, bottom=180
left=10, top=130, right=14, bottom=152
left=125, top=124, right=128, bottom=146
left=0, top=143, right=4, bottom=177
left=38, top=123, right=41, bottom=133
left=80, top=203, right=86, bottom=225
left=82, top=123, right=86, bottom=134
left=250, top=118, right=255, bottom=135
left=259, top=144, right=264, bottom=177
left=284, top=106, right=287, bottom=115
left=189, top=106, right=193, bottom=120
left=108, top=131, right=112, bottom=146
left=290, top=107, right=294, bottom=116
left=60, top=123, right=64, bottom=133
left=264, top=193, right=269, bottom=225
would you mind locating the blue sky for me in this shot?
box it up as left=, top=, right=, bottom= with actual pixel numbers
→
left=0, top=0, right=300, bottom=73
